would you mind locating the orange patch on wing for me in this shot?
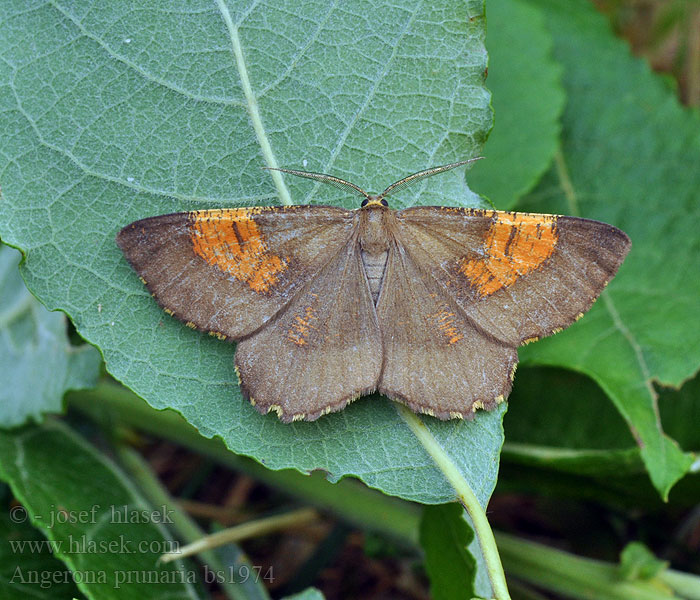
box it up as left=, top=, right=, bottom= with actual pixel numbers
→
left=189, top=209, right=287, bottom=294
left=287, top=302, right=318, bottom=346
left=460, top=212, right=558, bottom=297
left=430, top=309, right=464, bottom=345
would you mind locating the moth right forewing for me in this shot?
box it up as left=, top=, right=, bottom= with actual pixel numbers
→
left=393, top=206, right=515, bottom=343
left=395, top=207, right=631, bottom=346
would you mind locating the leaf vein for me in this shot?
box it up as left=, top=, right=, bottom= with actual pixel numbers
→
left=310, top=2, right=424, bottom=202
left=49, top=0, right=245, bottom=107
left=554, top=148, right=656, bottom=405
left=7, top=74, right=275, bottom=205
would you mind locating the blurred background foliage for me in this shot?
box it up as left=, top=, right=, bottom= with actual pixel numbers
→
left=595, top=0, right=700, bottom=105
left=1, top=1, right=699, bottom=599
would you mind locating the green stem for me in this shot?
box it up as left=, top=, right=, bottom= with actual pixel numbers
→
left=501, top=442, right=644, bottom=475
left=659, top=569, right=700, bottom=600
left=397, top=405, right=510, bottom=600
left=496, top=532, right=700, bottom=600
left=553, top=147, right=580, bottom=216
left=160, top=507, right=318, bottom=564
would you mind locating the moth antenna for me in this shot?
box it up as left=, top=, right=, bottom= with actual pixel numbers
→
left=380, top=158, right=483, bottom=199
left=264, top=167, right=369, bottom=199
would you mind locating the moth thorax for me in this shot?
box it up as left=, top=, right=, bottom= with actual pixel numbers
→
left=358, top=206, right=391, bottom=255
left=358, top=207, right=391, bottom=304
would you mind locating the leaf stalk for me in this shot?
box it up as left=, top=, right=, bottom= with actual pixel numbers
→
left=397, top=405, right=511, bottom=600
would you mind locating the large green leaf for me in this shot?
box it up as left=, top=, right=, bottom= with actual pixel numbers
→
left=0, top=1, right=505, bottom=505
left=0, top=244, right=100, bottom=427
left=503, top=367, right=646, bottom=478
left=0, top=422, right=202, bottom=599
left=518, top=0, right=698, bottom=497
left=504, top=368, right=699, bottom=480
left=468, top=0, right=565, bottom=209
left=506, top=368, right=634, bottom=451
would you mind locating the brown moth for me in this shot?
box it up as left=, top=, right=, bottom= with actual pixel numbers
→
left=117, top=160, right=630, bottom=422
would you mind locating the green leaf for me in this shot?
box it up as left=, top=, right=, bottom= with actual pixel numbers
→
left=0, top=421, right=203, bottom=599
left=282, top=589, right=325, bottom=600
left=503, top=368, right=700, bottom=479
left=0, top=507, right=81, bottom=599
left=498, top=532, right=693, bottom=600
left=420, top=503, right=477, bottom=600
left=507, top=367, right=635, bottom=450
left=468, top=0, right=565, bottom=208
left=0, top=2, right=500, bottom=506
left=0, top=244, right=100, bottom=428
left=659, top=374, right=700, bottom=451
left=502, top=367, right=646, bottom=477
left=518, top=0, right=698, bottom=498
left=619, top=542, right=668, bottom=582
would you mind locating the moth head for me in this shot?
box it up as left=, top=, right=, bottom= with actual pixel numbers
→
left=361, top=196, right=389, bottom=209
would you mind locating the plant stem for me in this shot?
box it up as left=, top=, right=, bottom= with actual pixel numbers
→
left=397, top=405, right=511, bottom=600
left=160, top=507, right=318, bottom=564
left=553, top=148, right=579, bottom=216
left=496, top=532, right=700, bottom=600
left=659, top=569, right=700, bottom=600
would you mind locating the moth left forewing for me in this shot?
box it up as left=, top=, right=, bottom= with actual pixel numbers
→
left=117, top=206, right=357, bottom=340
left=395, top=207, right=631, bottom=347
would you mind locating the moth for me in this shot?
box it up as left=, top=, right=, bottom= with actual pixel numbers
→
left=117, top=160, right=630, bottom=422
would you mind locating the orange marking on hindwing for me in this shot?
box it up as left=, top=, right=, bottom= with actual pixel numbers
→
left=460, top=212, right=558, bottom=297
left=189, top=209, right=287, bottom=294
left=430, top=309, right=463, bottom=345
left=287, top=303, right=318, bottom=346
